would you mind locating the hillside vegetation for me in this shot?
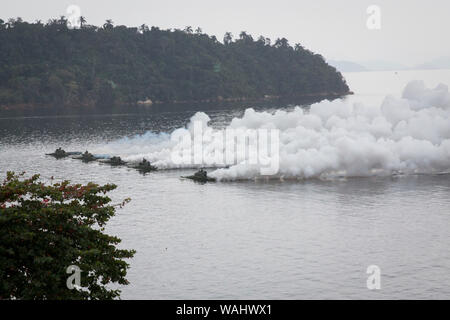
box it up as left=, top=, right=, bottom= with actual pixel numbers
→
left=0, top=17, right=350, bottom=112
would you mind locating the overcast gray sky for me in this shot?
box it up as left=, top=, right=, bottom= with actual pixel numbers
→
left=2, top=0, right=449, bottom=66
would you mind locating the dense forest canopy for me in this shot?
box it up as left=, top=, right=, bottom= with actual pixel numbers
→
left=0, top=17, right=350, bottom=111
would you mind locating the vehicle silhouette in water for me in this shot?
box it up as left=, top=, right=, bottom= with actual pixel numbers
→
left=182, top=169, right=216, bottom=183
left=46, top=147, right=81, bottom=159
left=73, top=151, right=97, bottom=163
left=102, top=156, right=127, bottom=166
left=131, top=158, right=157, bottom=173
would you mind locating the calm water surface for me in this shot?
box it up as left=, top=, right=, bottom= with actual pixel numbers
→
left=1, top=69, right=450, bottom=299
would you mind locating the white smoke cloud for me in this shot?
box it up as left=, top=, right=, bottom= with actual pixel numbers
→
left=93, top=81, right=450, bottom=180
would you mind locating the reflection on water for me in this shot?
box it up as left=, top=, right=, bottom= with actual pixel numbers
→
left=1, top=70, right=450, bottom=299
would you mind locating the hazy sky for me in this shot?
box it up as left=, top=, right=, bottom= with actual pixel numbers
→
left=2, top=0, right=449, bottom=66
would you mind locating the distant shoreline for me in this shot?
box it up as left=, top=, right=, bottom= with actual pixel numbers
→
left=340, top=67, right=450, bottom=73
left=0, top=19, right=350, bottom=115
left=0, top=91, right=352, bottom=118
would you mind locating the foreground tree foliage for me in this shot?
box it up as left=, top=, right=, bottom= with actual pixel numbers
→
left=0, top=172, right=135, bottom=299
left=0, top=17, right=349, bottom=111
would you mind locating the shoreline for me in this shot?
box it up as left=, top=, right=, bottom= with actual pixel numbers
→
left=0, top=91, right=353, bottom=118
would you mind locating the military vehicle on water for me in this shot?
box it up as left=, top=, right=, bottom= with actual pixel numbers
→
left=73, top=151, right=97, bottom=163
left=102, top=156, right=127, bottom=166
left=182, top=169, right=216, bottom=183
left=131, top=158, right=157, bottom=173
left=46, top=148, right=81, bottom=159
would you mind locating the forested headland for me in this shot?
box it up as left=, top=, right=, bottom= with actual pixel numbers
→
left=0, top=17, right=351, bottom=114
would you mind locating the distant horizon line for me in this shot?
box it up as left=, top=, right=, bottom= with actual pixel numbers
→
left=327, top=58, right=450, bottom=73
